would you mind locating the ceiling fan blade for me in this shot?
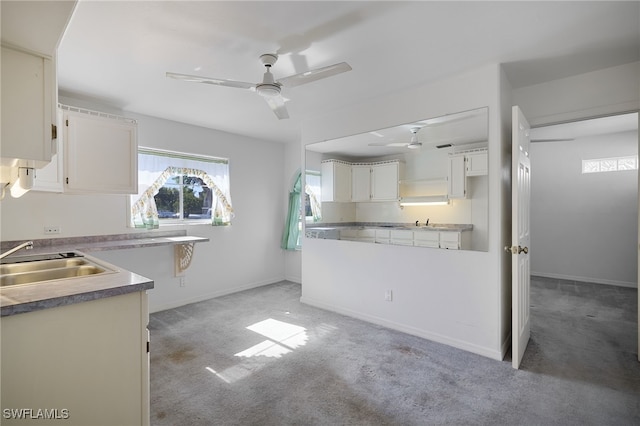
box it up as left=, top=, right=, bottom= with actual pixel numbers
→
left=531, top=138, right=574, bottom=143
left=264, top=94, right=289, bottom=120
left=278, top=62, right=352, bottom=88
left=368, top=142, right=409, bottom=147
left=166, top=72, right=254, bottom=90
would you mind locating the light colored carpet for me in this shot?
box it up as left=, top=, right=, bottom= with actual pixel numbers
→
left=149, top=278, right=639, bottom=425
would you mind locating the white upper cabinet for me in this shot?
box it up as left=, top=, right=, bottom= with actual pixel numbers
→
left=371, top=162, right=400, bottom=201
left=323, top=159, right=401, bottom=202
left=447, top=154, right=466, bottom=199
left=465, top=150, right=488, bottom=176
left=351, top=161, right=401, bottom=202
left=321, top=160, right=351, bottom=202
left=351, top=164, right=371, bottom=202
left=63, top=108, right=138, bottom=194
left=1, top=46, right=56, bottom=166
left=0, top=1, right=76, bottom=167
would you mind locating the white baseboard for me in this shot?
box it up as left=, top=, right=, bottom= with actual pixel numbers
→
left=300, top=296, right=504, bottom=361
left=531, top=271, right=637, bottom=288
left=150, top=276, right=286, bottom=313
left=284, top=274, right=302, bottom=284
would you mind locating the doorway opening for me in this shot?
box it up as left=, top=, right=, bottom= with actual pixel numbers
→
left=524, top=111, right=639, bottom=369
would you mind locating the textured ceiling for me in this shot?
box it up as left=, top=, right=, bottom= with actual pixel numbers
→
left=57, top=1, right=640, bottom=145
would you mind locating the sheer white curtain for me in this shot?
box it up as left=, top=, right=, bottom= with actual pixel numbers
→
left=130, top=149, right=233, bottom=228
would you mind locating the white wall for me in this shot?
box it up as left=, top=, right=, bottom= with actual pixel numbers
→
left=513, top=62, right=640, bottom=126
left=300, top=64, right=509, bottom=360
left=283, top=137, right=302, bottom=283
left=530, top=129, right=638, bottom=287
left=1, top=102, right=288, bottom=312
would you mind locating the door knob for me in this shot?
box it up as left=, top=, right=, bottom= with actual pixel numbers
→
left=505, top=245, right=529, bottom=254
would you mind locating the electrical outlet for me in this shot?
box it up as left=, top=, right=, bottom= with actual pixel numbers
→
left=44, top=226, right=60, bottom=235
left=179, top=277, right=186, bottom=287
left=385, top=290, right=393, bottom=301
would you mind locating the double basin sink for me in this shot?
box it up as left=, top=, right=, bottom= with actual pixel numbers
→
left=0, top=252, right=114, bottom=287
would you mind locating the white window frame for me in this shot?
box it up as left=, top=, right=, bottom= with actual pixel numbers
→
left=130, top=147, right=232, bottom=228
left=582, top=155, right=638, bottom=174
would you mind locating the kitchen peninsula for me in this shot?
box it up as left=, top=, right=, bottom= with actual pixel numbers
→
left=306, top=222, right=472, bottom=250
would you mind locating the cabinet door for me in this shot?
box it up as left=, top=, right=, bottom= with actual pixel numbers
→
left=64, top=111, right=138, bottom=194
left=1, top=46, right=55, bottom=164
left=440, top=231, right=461, bottom=250
left=414, top=231, right=440, bottom=248
left=1, top=292, right=149, bottom=426
left=447, top=155, right=466, bottom=199
left=466, top=151, right=488, bottom=176
left=390, top=230, right=414, bottom=246
left=351, top=165, right=371, bottom=201
left=32, top=137, right=64, bottom=192
left=321, top=161, right=351, bottom=202
left=371, top=162, right=399, bottom=201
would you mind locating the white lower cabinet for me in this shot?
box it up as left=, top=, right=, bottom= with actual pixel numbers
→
left=439, top=231, right=472, bottom=250
left=341, top=228, right=375, bottom=242
left=340, top=229, right=357, bottom=241
left=390, top=230, right=414, bottom=246
left=1, top=292, right=150, bottom=426
left=375, top=229, right=390, bottom=244
left=339, top=227, right=470, bottom=250
left=413, top=231, right=440, bottom=248
left=357, top=229, right=376, bottom=243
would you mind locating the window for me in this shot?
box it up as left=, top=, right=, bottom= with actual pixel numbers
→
left=130, top=148, right=233, bottom=229
left=305, top=171, right=322, bottom=223
left=582, top=155, right=638, bottom=174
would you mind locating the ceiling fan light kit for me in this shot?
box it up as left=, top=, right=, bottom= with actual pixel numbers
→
left=166, top=53, right=351, bottom=119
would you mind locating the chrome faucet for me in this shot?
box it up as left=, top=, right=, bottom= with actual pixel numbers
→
left=0, top=241, right=34, bottom=260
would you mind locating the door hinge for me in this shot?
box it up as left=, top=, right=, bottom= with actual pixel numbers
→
left=147, top=341, right=150, bottom=353
left=65, top=119, right=69, bottom=126
left=51, top=124, right=57, bottom=139
left=65, top=177, right=69, bottom=184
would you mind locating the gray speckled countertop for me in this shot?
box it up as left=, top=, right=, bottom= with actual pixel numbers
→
left=1, top=230, right=209, bottom=255
left=0, top=230, right=208, bottom=317
left=307, top=222, right=473, bottom=232
left=1, top=252, right=153, bottom=316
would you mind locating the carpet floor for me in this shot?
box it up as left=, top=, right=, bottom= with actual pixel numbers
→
left=149, top=277, right=639, bottom=425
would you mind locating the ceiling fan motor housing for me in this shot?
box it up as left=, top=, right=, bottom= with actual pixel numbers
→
left=256, top=54, right=281, bottom=97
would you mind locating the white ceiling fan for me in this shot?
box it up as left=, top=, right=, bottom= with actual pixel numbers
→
left=166, top=53, right=351, bottom=120
left=369, top=127, right=423, bottom=150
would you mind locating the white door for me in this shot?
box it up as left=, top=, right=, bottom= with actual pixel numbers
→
left=511, top=106, right=531, bottom=369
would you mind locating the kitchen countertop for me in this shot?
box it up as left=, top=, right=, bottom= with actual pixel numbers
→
left=307, top=222, right=473, bottom=232
left=0, top=230, right=209, bottom=255
left=0, top=230, right=208, bottom=317
left=1, top=251, right=153, bottom=317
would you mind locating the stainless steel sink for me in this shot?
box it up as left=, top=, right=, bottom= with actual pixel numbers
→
left=0, top=253, right=114, bottom=287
